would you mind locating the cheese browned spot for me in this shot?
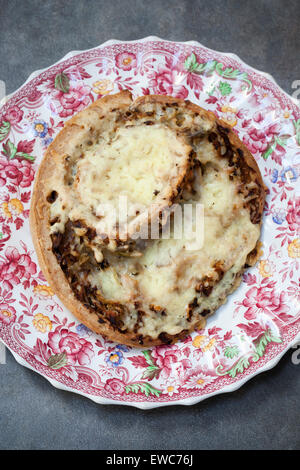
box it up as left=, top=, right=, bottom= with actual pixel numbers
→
left=30, top=91, right=265, bottom=347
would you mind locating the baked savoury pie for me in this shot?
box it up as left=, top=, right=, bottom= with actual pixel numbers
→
left=30, top=91, right=266, bottom=347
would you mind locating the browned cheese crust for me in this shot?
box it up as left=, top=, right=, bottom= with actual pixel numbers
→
left=30, top=91, right=266, bottom=347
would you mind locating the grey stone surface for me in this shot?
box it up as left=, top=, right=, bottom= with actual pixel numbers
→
left=0, top=0, right=299, bottom=450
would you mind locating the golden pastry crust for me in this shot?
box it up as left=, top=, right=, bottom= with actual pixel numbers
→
left=30, top=91, right=266, bottom=347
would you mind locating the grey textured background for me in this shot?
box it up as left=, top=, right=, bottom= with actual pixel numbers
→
left=0, top=0, right=299, bottom=450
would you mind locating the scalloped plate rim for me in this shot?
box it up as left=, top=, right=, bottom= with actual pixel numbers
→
left=0, top=36, right=299, bottom=409
left=2, top=329, right=299, bottom=410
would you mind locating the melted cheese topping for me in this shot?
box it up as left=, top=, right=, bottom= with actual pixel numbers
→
left=88, top=154, right=260, bottom=337
left=47, top=99, right=262, bottom=340
left=75, top=125, right=187, bottom=208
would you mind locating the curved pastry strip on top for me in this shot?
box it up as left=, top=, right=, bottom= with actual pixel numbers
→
left=44, top=91, right=207, bottom=258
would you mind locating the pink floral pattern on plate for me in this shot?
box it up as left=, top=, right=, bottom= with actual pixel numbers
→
left=0, top=38, right=299, bottom=408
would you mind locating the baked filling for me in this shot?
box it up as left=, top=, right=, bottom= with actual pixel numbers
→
left=31, top=92, right=265, bottom=346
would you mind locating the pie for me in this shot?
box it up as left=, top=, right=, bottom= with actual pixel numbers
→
left=30, top=91, right=266, bottom=347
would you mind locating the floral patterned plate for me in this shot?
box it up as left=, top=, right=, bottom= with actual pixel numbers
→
left=0, top=37, right=299, bottom=409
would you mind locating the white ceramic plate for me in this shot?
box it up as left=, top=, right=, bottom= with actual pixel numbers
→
left=0, top=37, right=299, bottom=408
